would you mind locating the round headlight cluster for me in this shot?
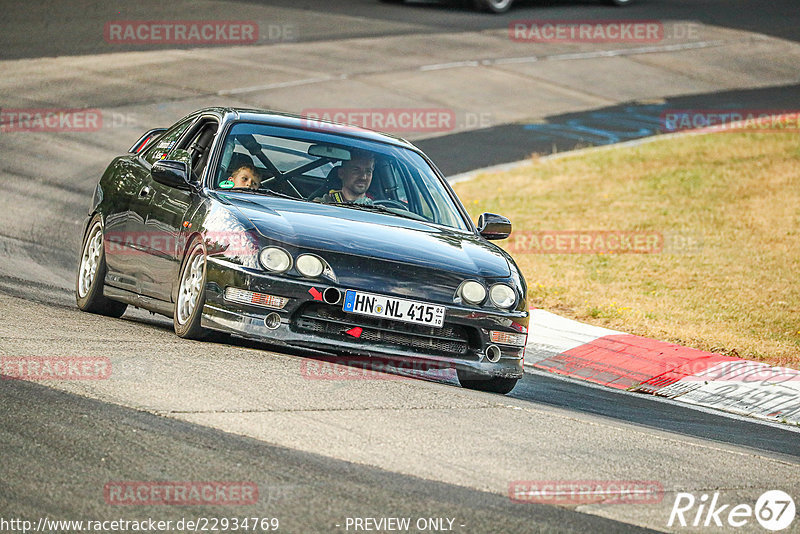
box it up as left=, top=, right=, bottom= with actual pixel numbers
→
left=460, top=280, right=487, bottom=305
left=296, top=254, right=324, bottom=278
left=259, top=247, right=292, bottom=273
left=489, top=283, right=516, bottom=309
left=259, top=248, right=334, bottom=281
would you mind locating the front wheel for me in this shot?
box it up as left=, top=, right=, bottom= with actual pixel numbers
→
left=76, top=215, right=128, bottom=317
left=174, top=237, right=209, bottom=340
left=473, top=0, right=513, bottom=13
left=457, top=369, right=518, bottom=394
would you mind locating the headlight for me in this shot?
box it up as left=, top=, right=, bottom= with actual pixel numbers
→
left=259, top=247, right=292, bottom=273
left=489, top=284, right=516, bottom=309
left=460, top=280, right=487, bottom=305
left=296, top=254, right=324, bottom=277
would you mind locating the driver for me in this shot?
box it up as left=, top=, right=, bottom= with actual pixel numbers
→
left=318, top=149, right=374, bottom=205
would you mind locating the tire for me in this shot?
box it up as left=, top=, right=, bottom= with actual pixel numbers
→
left=457, top=369, right=518, bottom=394
left=174, top=237, right=209, bottom=340
left=473, top=0, right=513, bottom=13
left=606, top=0, right=634, bottom=5
left=76, top=215, right=128, bottom=318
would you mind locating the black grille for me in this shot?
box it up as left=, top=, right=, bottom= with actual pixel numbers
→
left=293, top=303, right=473, bottom=357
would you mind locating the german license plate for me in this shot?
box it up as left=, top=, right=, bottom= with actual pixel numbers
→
left=342, top=289, right=445, bottom=328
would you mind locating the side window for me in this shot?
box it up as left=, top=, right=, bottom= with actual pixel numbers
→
left=177, top=120, right=219, bottom=181
left=141, top=118, right=195, bottom=165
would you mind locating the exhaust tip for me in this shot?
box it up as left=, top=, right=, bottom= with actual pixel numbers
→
left=485, top=344, right=502, bottom=363
left=264, top=312, right=281, bottom=330
left=323, top=287, right=341, bottom=305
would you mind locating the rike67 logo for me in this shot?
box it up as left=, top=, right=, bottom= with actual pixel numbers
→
left=668, top=490, right=795, bottom=531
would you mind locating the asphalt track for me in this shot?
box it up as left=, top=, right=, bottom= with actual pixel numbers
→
left=2, top=0, right=799, bottom=59
left=418, top=82, right=800, bottom=175
left=3, top=276, right=799, bottom=460
left=2, top=1, right=800, bottom=532
left=1, top=379, right=656, bottom=533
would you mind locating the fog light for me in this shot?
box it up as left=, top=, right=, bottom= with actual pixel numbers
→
left=264, top=312, right=281, bottom=329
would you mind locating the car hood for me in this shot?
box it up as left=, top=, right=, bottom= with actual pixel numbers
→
left=216, top=193, right=511, bottom=279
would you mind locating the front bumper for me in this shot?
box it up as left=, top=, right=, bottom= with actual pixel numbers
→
left=201, top=258, right=527, bottom=379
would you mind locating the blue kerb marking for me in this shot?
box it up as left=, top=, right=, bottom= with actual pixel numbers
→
left=522, top=105, right=668, bottom=145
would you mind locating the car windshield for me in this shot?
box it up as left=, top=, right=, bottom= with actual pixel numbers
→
left=213, top=122, right=469, bottom=231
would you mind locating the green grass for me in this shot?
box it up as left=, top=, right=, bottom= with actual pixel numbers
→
left=453, top=132, right=800, bottom=367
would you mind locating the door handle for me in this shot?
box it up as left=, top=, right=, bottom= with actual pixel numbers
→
left=139, top=186, right=152, bottom=198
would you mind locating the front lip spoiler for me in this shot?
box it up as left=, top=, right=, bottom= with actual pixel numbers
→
left=200, top=303, right=524, bottom=379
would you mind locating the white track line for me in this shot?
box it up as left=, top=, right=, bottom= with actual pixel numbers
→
left=218, top=36, right=744, bottom=96
left=218, top=75, right=348, bottom=96
left=421, top=39, right=732, bottom=71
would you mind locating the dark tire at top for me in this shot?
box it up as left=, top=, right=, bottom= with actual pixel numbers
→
left=473, top=0, right=513, bottom=13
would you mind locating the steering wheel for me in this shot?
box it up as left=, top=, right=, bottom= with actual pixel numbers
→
left=372, top=199, right=409, bottom=210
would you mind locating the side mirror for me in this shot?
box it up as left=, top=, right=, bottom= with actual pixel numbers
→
left=151, top=160, right=191, bottom=190
left=477, top=212, right=512, bottom=240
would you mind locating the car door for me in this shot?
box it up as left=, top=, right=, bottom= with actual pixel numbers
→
left=137, top=117, right=219, bottom=301
left=117, top=116, right=197, bottom=298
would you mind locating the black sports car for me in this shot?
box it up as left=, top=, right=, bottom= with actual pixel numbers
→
left=76, top=108, right=528, bottom=393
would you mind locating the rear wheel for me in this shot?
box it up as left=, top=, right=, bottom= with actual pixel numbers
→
left=174, top=237, right=209, bottom=340
left=457, top=369, right=518, bottom=394
left=76, top=215, right=127, bottom=317
left=473, top=0, right=513, bottom=13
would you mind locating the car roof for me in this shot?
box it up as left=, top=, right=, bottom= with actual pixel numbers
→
left=191, top=107, right=420, bottom=151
